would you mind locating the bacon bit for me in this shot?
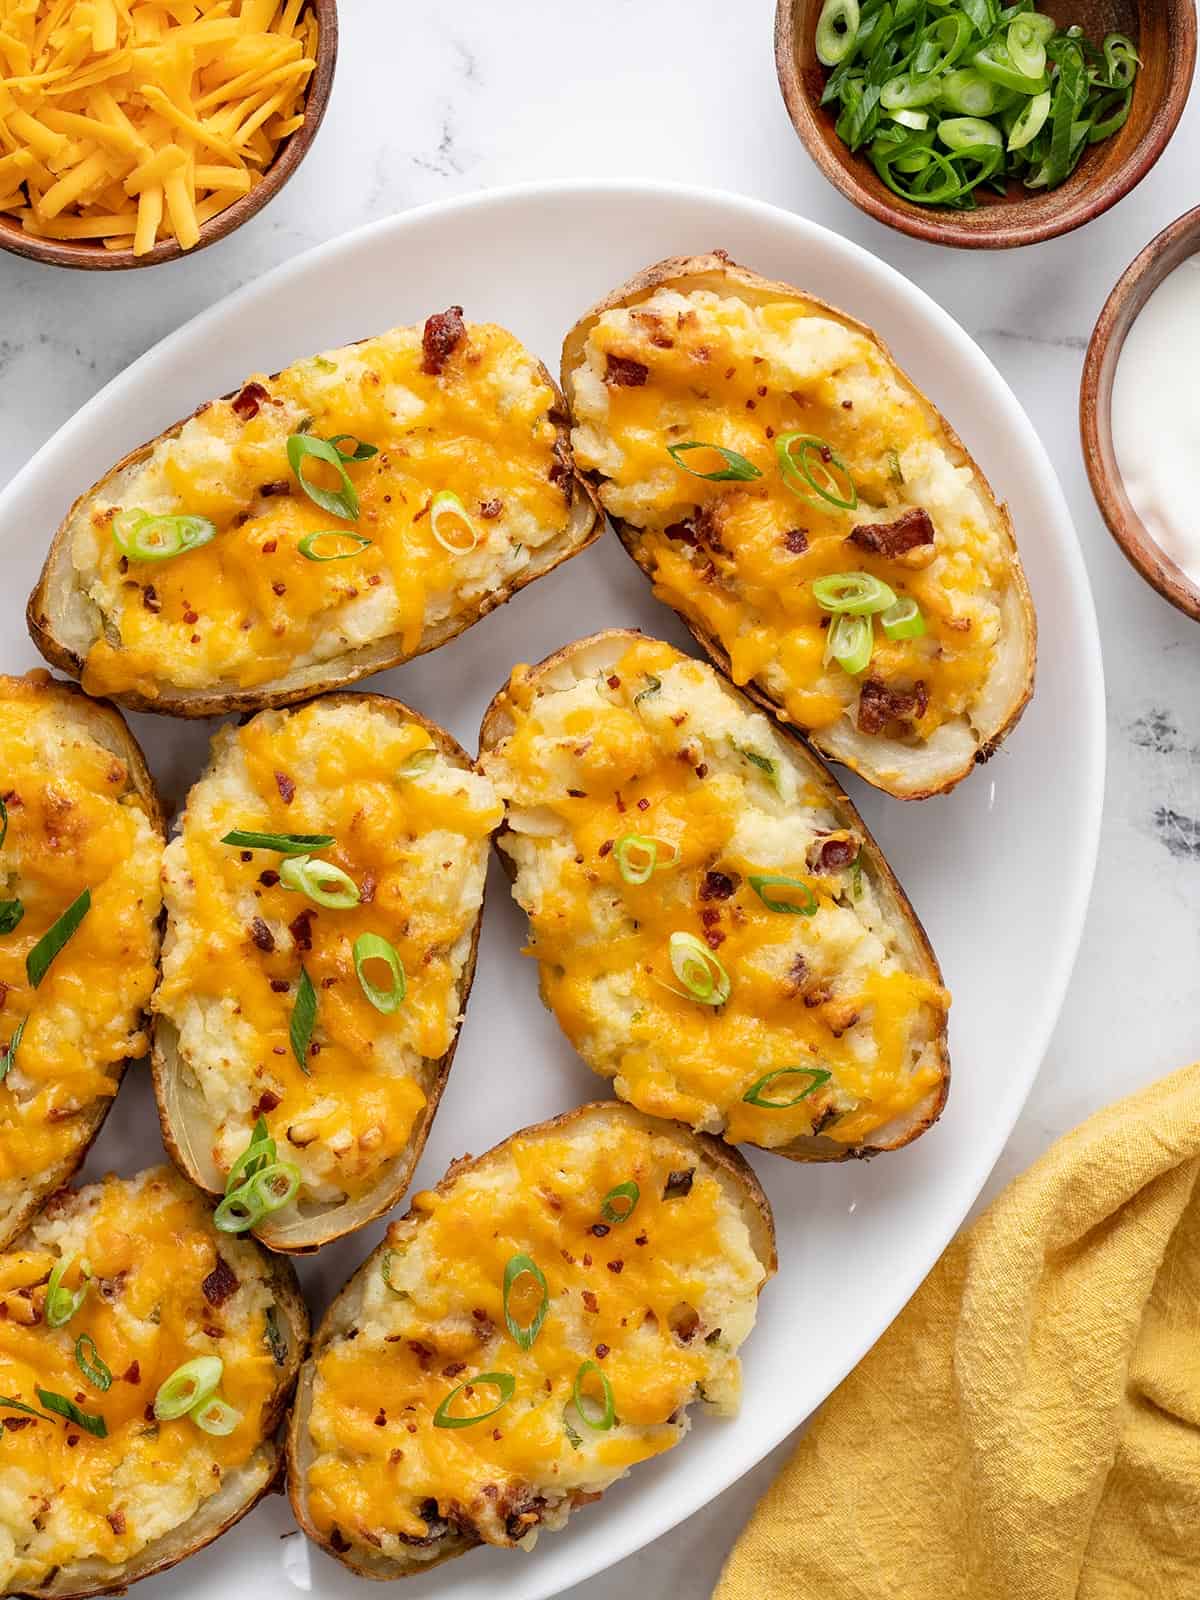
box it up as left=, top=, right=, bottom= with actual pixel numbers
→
left=358, top=873, right=377, bottom=905
left=329, top=1527, right=351, bottom=1554
left=442, top=1362, right=466, bottom=1379
left=374, top=1409, right=387, bottom=1427
left=607, top=1259, right=624, bottom=1274
left=636, top=796, right=650, bottom=812
left=699, top=906, right=720, bottom=928
left=421, top=306, right=465, bottom=375
left=634, top=1231, right=648, bottom=1246
left=664, top=503, right=726, bottom=554
left=704, top=928, right=726, bottom=950
left=249, top=917, right=275, bottom=953
left=598, top=839, right=613, bottom=858
left=123, top=1361, right=140, bottom=1385
left=841, top=399, right=854, bottom=410
left=604, top=352, right=649, bottom=387
left=595, top=1343, right=610, bottom=1359
left=202, top=1255, right=239, bottom=1308
left=582, top=1252, right=592, bottom=1268
left=700, top=869, right=738, bottom=901
left=847, top=507, right=935, bottom=560
left=567, top=788, right=586, bottom=799
left=183, top=607, right=199, bottom=624
left=274, top=772, right=295, bottom=805
left=259, top=483, right=290, bottom=500
left=695, top=762, right=709, bottom=779
left=807, top=836, right=858, bottom=873
left=664, top=1169, right=694, bottom=1199
left=289, top=909, right=315, bottom=951
left=269, top=978, right=289, bottom=993
left=254, top=1089, right=281, bottom=1114
left=785, top=953, right=810, bottom=996
left=607, top=675, right=621, bottom=689
left=389, top=1449, right=403, bottom=1465
left=479, top=498, right=503, bottom=519
left=259, top=869, right=280, bottom=887
left=590, top=1223, right=610, bottom=1238
left=2, top=1416, right=33, bottom=1432
left=857, top=678, right=928, bottom=736
left=271, top=581, right=286, bottom=597
left=231, top=382, right=269, bottom=420
left=784, top=528, right=809, bottom=554
left=368, top=574, right=382, bottom=586
left=407, top=1340, right=436, bottom=1368
left=107, top=1511, right=126, bottom=1536
left=582, top=1290, right=599, bottom=1313
left=141, top=585, right=160, bottom=613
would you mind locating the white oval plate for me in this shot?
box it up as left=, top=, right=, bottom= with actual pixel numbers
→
left=0, top=182, right=1103, bottom=1600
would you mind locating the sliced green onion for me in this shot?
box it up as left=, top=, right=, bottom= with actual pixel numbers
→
left=1088, top=87, right=1131, bottom=142
left=731, top=742, right=783, bottom=794
left=971, top=41, right=1046, bottom=94
left=381, top=1249, right=405, bottom=1294
left=225, top=1116, right=275, bottom=1196
left=938, top=116, right=1003, bottom=153
left=36, top=1388, right=106, bottom=1437
left=279, top=853, right=360, bottom=909
left=811, top=572, right=896, bottom=615
left=1008, top=89, right=1052, bottom=150
left=327, top=435, right=379, bottom=464
left=0, top=900, right=24, bottom=934
left=45, top=1253, right=91, bottom=1328
left=563, top=1410, right=584, bottom=1449
left=816, top=0, right=860, bottom=65
left=214, top=1185, right=265, bottom=1233
left=264, top=1306, right=289, bottom=1366
left=880, top=73, right=942, bottom=111
left=75, top=1333, right=112, bottom=1392
left=1006, top=15, right=1048, bottom=76
left=0, top=795, right=7, bottom=848
left=396, top=747, right=436, bottom=780
left=192, top=1396, right=242, bottom=1435
left=1103, top=32, right=1139, bottom=89
left=633, top=675, right=661, bottom=706
left=826, top=613, right=874, bottom=676
left=112, top=509, right=216, bottom=563
left=600, top=1181, right=640, bottom=1225
left=503, top=1254, right=549, bottom=1351
left=220, top=829, right=334, bottom=854
left=938, top=67, right=1001, bottom=116
left=433, top=1372, right=516, bottom=1429
left=572, top=1361, right=615, bottom=1431
left=743, top=1067, right=834, bottom=1108
left=0, top=1018, right=25, bottom=1082
left=287, top=434, right=364, bottom=521
left=26, top=889, right=90, bottom=988
left=614, top=834, right=677, bottom=885
left=748, top=874, right=819, bottom=916
left=890, top=108, right=930, bottom=131
left=297, top=530, right=373, bottom=562
left=429, top=490, right=481, bottom=554
left=353, top=933, right=407, bottom=1014
left=880, top=597, right=926, bottom=639
left=0, top=1394, right=55, bottom=1423
left=154, top=1356, right=223, bottom=1421
left=666, top=442, right=762, bottom=482
left=668, top=931, right=731, bottom=1007
left=290, top=967, right=317, bottom=1071
left=247, top=1161, right=301, bottom=1214
left=776, top=434, right=857, bottom=510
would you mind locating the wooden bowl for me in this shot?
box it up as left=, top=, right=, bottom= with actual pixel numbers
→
left=775, top=0, right=1195, bottom=249
left=1081, top=205, right=1200, bottom=622
left=0, top=0, right=338, bottom=272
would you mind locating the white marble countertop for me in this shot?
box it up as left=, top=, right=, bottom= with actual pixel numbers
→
left=1, top=3, right=1197, bottom=1594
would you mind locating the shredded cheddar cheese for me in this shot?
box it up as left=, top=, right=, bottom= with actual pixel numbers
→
left=0, top=1, right=317, bottom=255
left=302, top=1111, right=767, bottom=1560
left=479, top=640, right=949, bottom=1151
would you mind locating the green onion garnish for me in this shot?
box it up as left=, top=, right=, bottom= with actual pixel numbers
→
left=0, top=900, right=23, bottom=934
left=429, top=490, right=481, bottom=554
left=880, top=597, right=926, bottom=640
left=731, top=742, right=783, bottom=794
left=26, top=888, right=90, bottom=988
left=396, top=747, right=436, bottom=780
left=433, top=1372, right=516, bottom=1429
left=776, top=434, right=857, bottom=510
left=572, top=1361, right=615, bottom=1431
left=381, top=1249, right=405, bottom=1294
left=0, top=1018, right=25, bottom=1082
left=633, top=674, right=661, bottom=706
left=112, top=508, right=216, bottom=563
left=221, top=829, right=335, bottom=854
left=224, top=1116, right=275, bottom=1195
left=290, top=967, right=317, bottom=1072
left=287, top=434, right=369, bottom=521
left=191, top=1397, right=242, bottom=1436
left=816, top=0, right=860, bottom=65
left=748, top=874, right=818, bottom=916
left=36, top=1388, right=106, bottom=1437
left=353, top=933, right=407, bottom=1014
left=154, top=1356, right=223, bottom=1421
left=502, top=1253, right=549, bottom=1351
left=667, top=931, right=731, bottom=1007
left=563, top=1410, right=584, bottom=1449
left=600, top=1181, right=640, bottom=1225
left=74, top=1333, right=112, bottom=1392
left=45, top=1253, right=91, bottom=1328
left=0, top=1394, right=55, bottom=1424
left=327, top=435, right=379, bottom=464
left=811, top=572, right=896, bottom=615
left=743, top=1066, right=833, bottom=1108
left=214, top=1159, right=301, bottom=1232
left=666, top=442, right=762, bottom=482
left=297, top=530, right=373, bottom=562
left=825, top=613, right=874, bottom=676
left=614, top=834, right=677, bottom=885
left=0, top=794, right=7, bottom=848
left=264, top=1306, right=289, bottom=1366
left=279, top=853, right=360, bottom=909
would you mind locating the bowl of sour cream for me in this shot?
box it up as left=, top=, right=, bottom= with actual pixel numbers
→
left=1082, top=206, right=1200, bottom=624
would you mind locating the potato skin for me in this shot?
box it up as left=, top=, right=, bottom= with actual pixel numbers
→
left=560, top=253, right=1037, bottom=801
left=151, top=690, right=491, bottom=1254
left=478, top=629, right=950, bottom=1160
left=285, top=1100, right=776, bottom=1579
left=27, top=354, right=602, bottom=720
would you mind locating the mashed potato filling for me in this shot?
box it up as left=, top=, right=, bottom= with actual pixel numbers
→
left=0, top=676, right=161, bottom=1234
left=154, top=699, right=500, bottom=1205
left=0, top=1169, right=282, bottom=1591
left=75, top=319, right=572, bottom=701
left=570, top=287, right=1009, bottom=742
left=481, top=640, right=948, bottom=1149
left=303, top=1113, right=765, bottom=1556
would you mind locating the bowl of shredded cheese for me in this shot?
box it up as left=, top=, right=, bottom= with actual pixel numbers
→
left=0, top=0, right=337, bottom=269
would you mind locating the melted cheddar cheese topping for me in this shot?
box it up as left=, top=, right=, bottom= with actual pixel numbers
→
left=74, top=317, right=572, bottom=702
left=0, top=1167, right=287, bottom=1591
left=154, top=699, right=501, bottom=1210
left=479, top=641, right=948, bottom=1149
left=0, top=675, right=161, bottom=1239
left=303, top=1113, right=766, bottom=1557
left=570, top=287, right=1012, bottom=742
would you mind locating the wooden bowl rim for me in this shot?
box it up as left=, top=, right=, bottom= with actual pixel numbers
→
left=1080, top=203, right=1200, bottom=624
left=774, top=0, right=1196, bottom=250
left=0, top=0, right=338, bottom=272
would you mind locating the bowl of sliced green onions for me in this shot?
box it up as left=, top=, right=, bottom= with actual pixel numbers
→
left=775, top=0, right=1194, bottom=247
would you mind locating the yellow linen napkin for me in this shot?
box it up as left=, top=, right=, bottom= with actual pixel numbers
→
left=715, top=1062, right=1200, bottom=1600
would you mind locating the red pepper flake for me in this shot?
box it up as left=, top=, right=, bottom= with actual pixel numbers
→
left=582, top=1290, right=599, bottom=1313
left=275, top=772, right=295, bottom=805
left=636, top=797, right=650, bottom=811
left=784, top=528, right=809, bottom=554
left=606, top=675, right=621, bottom=689
left=183, top=607, right=199, bottom=624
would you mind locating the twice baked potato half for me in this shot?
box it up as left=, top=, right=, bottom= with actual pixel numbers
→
left=152, top=692, right=501, bottom=1252
left=562, top=253, right=1036, bottom=799
left=287, top=1101, right=774, bottom=1576
left=29, top=309, right=601, bottom=718
left=0, top=671, right=163, bottom=1250
left=479, top=632, right=949, bottom=1159
left=0, top=1164, right=306, bottom=1599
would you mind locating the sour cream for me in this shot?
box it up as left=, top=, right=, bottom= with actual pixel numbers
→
left=1111, top=254, right=1200, bottom=590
